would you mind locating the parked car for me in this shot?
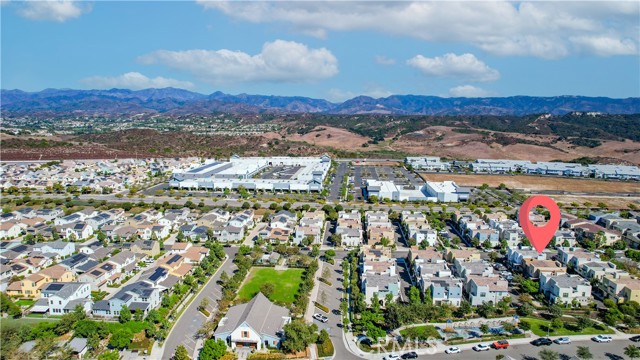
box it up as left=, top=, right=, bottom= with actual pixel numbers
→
left=401, top=352, right=418, bottom=359
left=473, top=344, right=491, bottom=352
left=492, top=340, right=510, bottom=349
left=383, top=354, right=400, bottom=360
left=445, top=347, right=461, bottom=354
left=630, top=335, right=640, bottom=342
left=531, top=338, right=553, bottom=346
left=554, top=337, right=571, bottom=344
left=313, top=313, right=328, bottom=323
left=592, top=335, right=613, bottom=343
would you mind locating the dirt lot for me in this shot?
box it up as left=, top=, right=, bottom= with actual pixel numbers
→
left=392, top=126, right=640, bottom=165
left=543, top=194, right=640, bottom=210
left=419, top=173, right=640, bottom=193
left=263, top=126, right=372, bottom=150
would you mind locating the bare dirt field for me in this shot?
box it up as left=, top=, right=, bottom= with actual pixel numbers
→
left=392, top=126, right=640, bottom=165
left=263, top=126, right=372, bottom=150
left=544, top=195, right=640, bottom=210
left=419, top=173, right=640, bottom=193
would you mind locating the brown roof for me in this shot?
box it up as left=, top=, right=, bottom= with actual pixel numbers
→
left=39, top=265, right=69, bottom=279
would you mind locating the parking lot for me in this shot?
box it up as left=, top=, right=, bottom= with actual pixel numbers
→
left=258, top=165, right=302, bottom=180
left=353, top=164, right=425, bottom=193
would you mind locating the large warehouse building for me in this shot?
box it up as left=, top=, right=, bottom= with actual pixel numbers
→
left=169, top=155, right=331, bottom=192
left=365, top=179, right=470, bottom=202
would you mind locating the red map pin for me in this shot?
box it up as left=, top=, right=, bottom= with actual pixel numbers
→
left=519, top=195, right=561, bottom=254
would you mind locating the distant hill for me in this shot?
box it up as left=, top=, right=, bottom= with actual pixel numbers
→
left=1, top=88, right=639, bottom=116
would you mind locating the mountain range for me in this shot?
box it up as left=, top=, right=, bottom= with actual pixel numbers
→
left=2, top=88, right=639, bottom=116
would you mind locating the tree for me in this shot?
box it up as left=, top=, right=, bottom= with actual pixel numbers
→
left=324, top=249, right=335, bottom=262
left=408, top=286, right=422, bottom=305
left=87, top=332, right=101, bottom=354
left=547, top=304, right=563, bottom=319
left=260, top=283, right=275, bottom=298
left=521, top=279, right=540, bottom=294
left=576, top=346, right=593, bottom=360
left=518, top=320, right=531, bottom=331
left=539, top=349, right=559, bottom=360
left=551, top=318, right=563, bottom=330
left=219, top=270, right=229, bottom=285
left=200, top=338, right=227, bottom=360
left=198, top=297, right=210, bottom=312
left=119, top=305, right=131, bottom=323
left=109, top=328, right=133, bottom=349
left=625, top=345, right=640, bottom=360
left=479, top=323, right=490, bottom=335
left=282, top=320, right=318, bottom=353
left=241, top=201, right=251, bottom=209
left=575, top=316, right=594, bottom=331
left=174, top=345, right=191, bottom=360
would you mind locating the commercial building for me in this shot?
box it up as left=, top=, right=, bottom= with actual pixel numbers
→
left=365, top=180, right=469, bottom=202
left=169, top=155, right=331, bottom=192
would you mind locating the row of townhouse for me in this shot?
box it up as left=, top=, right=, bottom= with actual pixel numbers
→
left=409, top=247, right=510, bottom=307
left=365, top=211, right=395, bottom=246
left=401, top=211, right=436, bottom=247
left=336, top=210, right=363, bottom=247
left=359, top=247, right=401, bottom=306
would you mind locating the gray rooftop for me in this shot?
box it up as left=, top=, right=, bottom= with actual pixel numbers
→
left=214, top=292, right=290, bottom=339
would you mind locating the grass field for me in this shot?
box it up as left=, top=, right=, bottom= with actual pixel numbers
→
left=419, top=173, right=640, bottom=193
left=237, top=268, right=304, bottom=304
left=15, top=299, right=35, bottom=307
left=521, top=317, right=614, bottom=337
left=399, top=325, right=442, bottom=340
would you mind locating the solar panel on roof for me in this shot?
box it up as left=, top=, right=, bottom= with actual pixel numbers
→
left=46, top=283, right=63, bottom=291
left=166, top=254, right=181, bottom=265
left=90, top=270, right=102, bottom=276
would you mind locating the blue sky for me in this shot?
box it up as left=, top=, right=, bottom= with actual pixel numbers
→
left=2, top=1, right=639, bottom=101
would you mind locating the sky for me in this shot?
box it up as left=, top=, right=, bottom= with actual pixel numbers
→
left=1, top=1, right=639, bottom=101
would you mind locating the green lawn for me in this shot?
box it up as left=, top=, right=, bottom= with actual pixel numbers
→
left=237, top=268, right=304, bottom=305
left=15, top=299, right=35, bottom=307
left=521, top=317, right=614, bottom=337
left=399, top=325, right=442, bottom=340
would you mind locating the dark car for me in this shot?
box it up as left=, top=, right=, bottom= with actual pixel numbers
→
left=631, top=335, right=640, bottom=342
left=531, top=338, right=553, bottom=346
left=401, top=352, right=418, bottom=359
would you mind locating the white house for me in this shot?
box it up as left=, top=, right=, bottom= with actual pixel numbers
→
left=33, top=282, right=93, bottom=315
left=33, top=240, right=76, bottom=258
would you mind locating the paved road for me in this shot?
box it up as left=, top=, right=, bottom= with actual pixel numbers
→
left=367, top=339, right=636, bottom=359
left=163, top=247, right=239, bottom=359
left=328, top=162, right=347, bottom=202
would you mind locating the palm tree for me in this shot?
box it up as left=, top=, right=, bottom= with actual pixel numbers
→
left=576, top=346, right=593, bottom=360
left=539, top=349, right=559, bottom=360
left=625, top=345, right=640, bottom=359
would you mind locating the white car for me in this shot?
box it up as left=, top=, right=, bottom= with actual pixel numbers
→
left=473, top=343, right=491, bottom=351
left=445, top=347, right=461, bottom=354
left=592, top=335, right=613, bottom=343
left=554, top=337, right=571, bottom=344
left=383, top=354, right=400, bottom=360
left=312, top=313, right=328, bottom=323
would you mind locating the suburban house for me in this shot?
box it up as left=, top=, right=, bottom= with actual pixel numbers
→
left=507, top=246, right=547, bottom=270
left=33, top=240, right=76, bottom=258
left=601, top=273, right=640, bottom=304
left=31, top=282, right=93, bottom=315
left=93, top=280, right=161, bottom=317
left=214, top=293, right=291, bottom=350
left=523, top=259, right=565, bottom=279
left=130, top=239, right=161, bottom=257
left=557, top=247, right=599, bottom=268
left=430, top=278, right=464, bottom=307
left=336, top=211, right=363, bottom=247
left=466, top=276, right=509, bottom=306
left=361, top=273, right=401, bottom=306
left=0, top=222, right=23, bottom=239
left=540, top=273, right=592, bottom=306
left=6, top=265, right=76, bottom=298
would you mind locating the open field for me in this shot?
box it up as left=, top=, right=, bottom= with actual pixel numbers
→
left=237, top=267, right=304, bottom=304
left=419, top=173, right=640, bottom=193
left=544, top=195, right=640, bottom=210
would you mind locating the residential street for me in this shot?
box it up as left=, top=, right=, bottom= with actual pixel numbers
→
left=162, top=247, right=239, bottom=359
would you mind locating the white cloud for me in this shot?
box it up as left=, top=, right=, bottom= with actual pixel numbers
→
left=448, top=85, right=493, bottom=98
left=198, top=1, right=639, bottom=58
left=138, top=40, right=338, bottom=84
left=407, top=53, right=500, bottom=82
left=80, top=72, right=195, bottom=90
left=570, top=36, right=638, bottom=57
left=16, top=0, right=90, bottom=22
left=375, top=55, right=396, bottom=66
